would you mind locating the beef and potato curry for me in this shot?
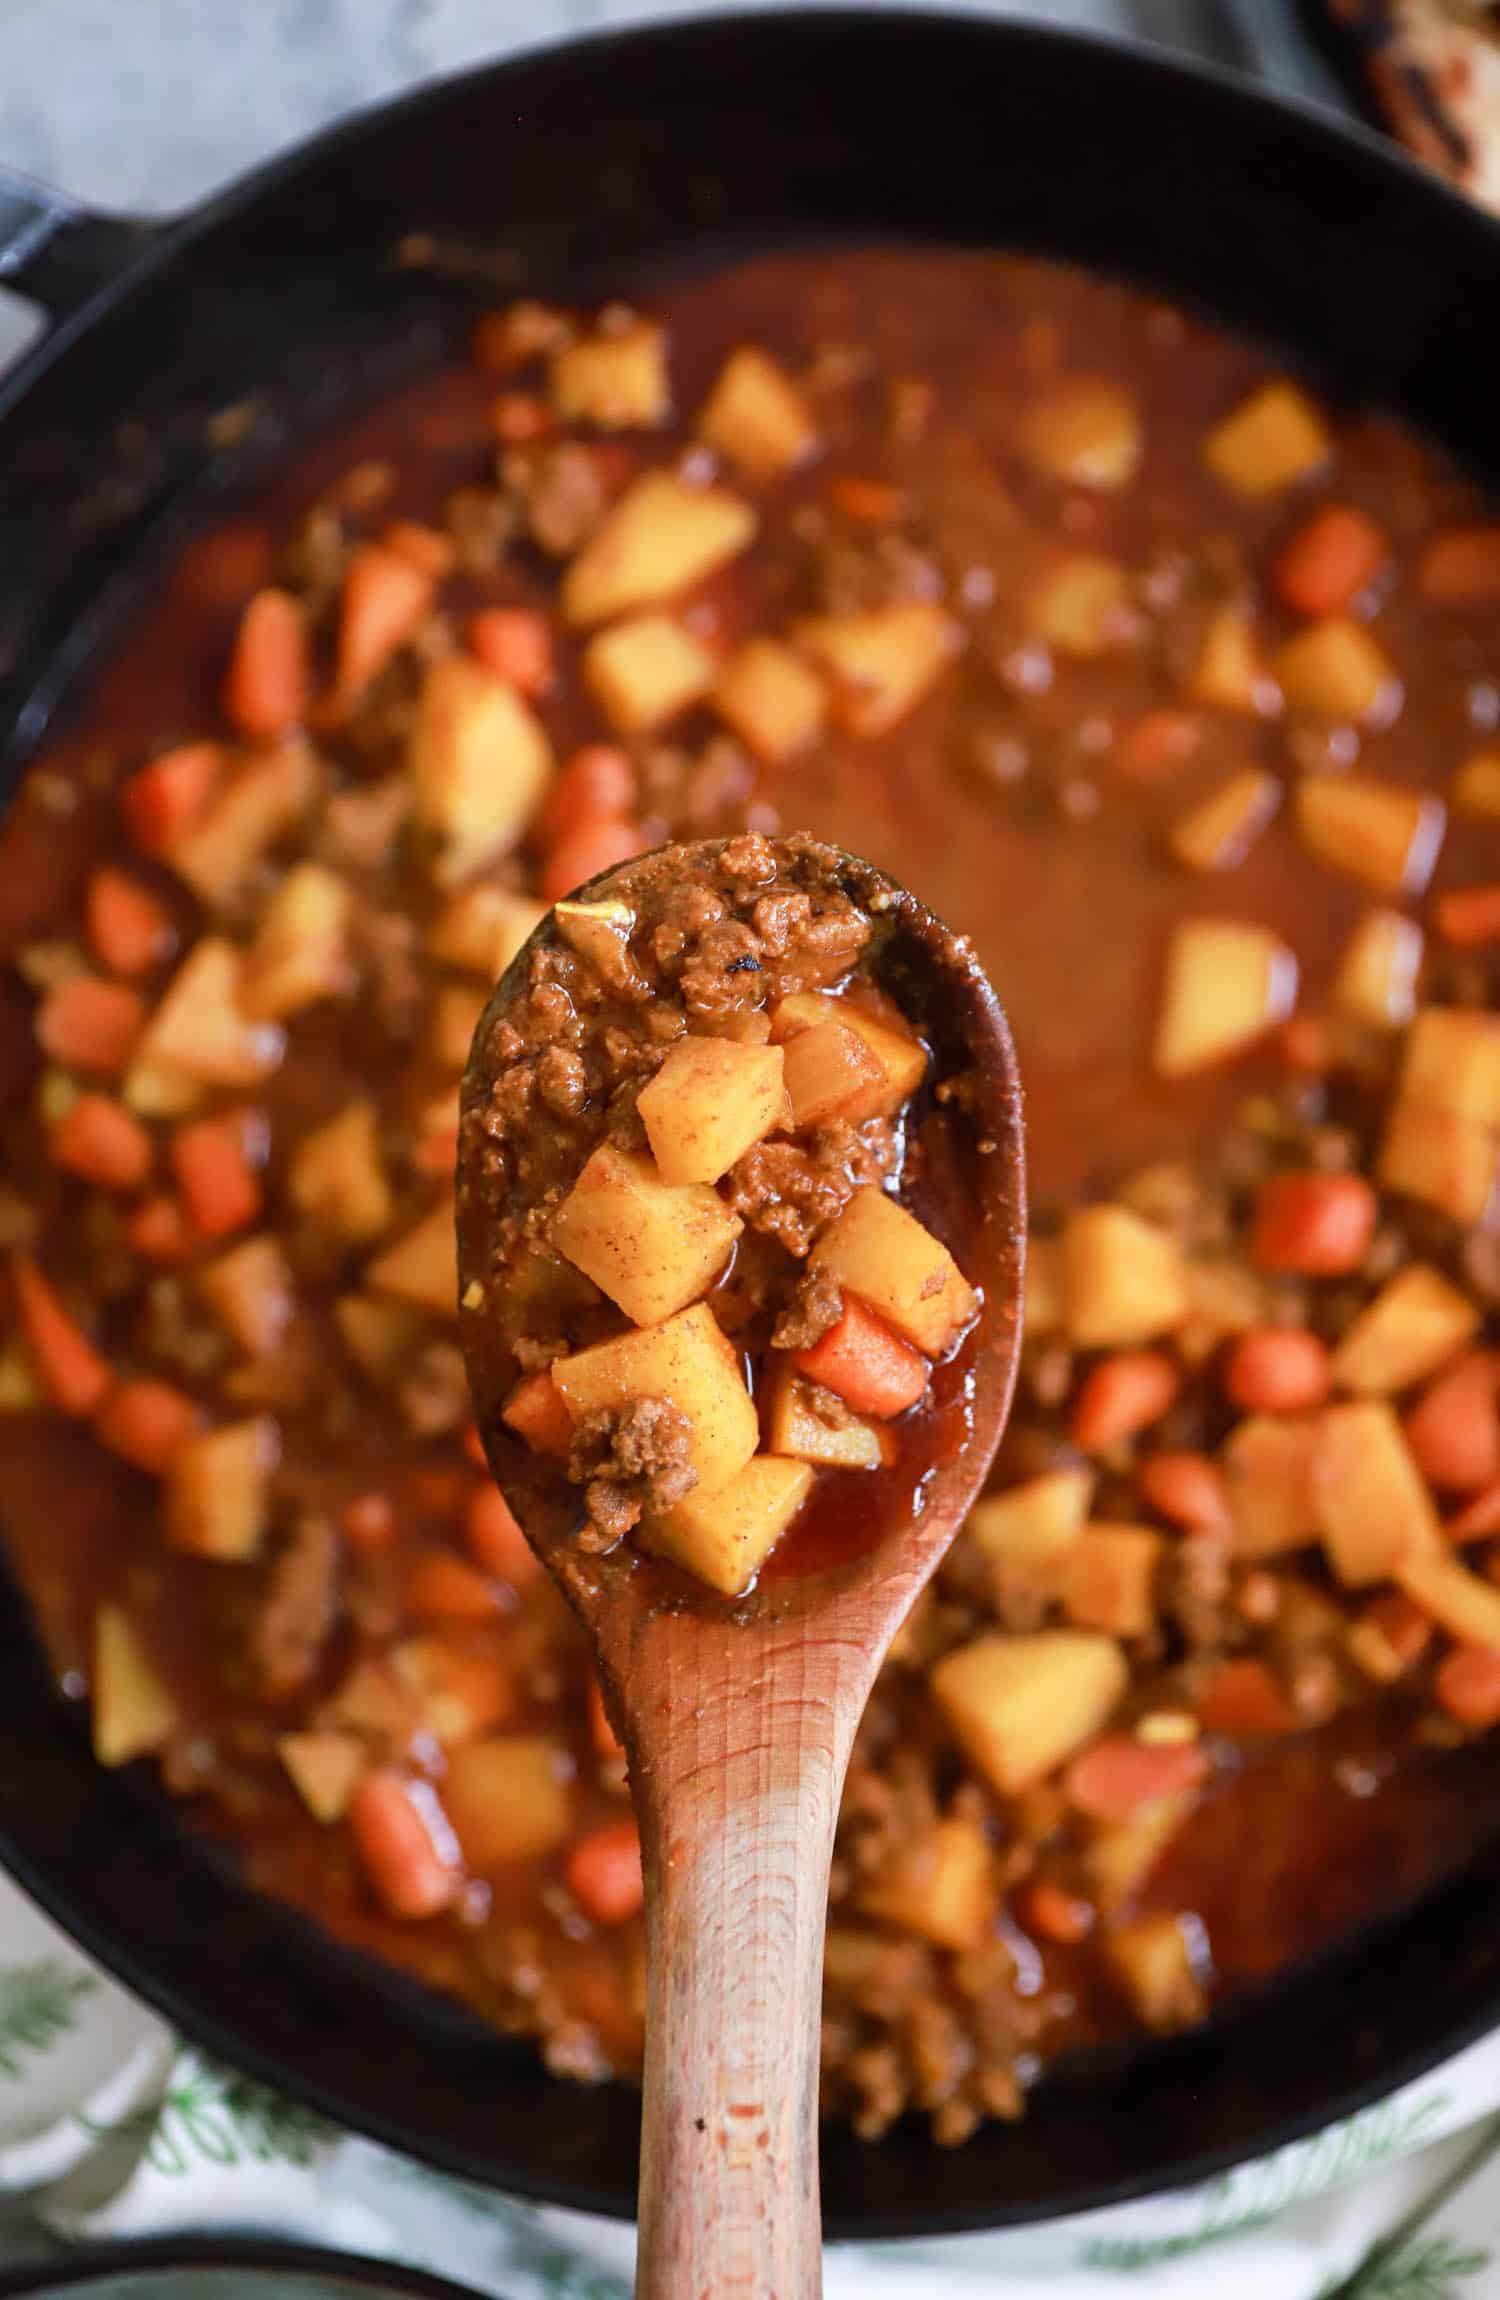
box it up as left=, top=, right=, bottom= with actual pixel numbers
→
left=3, top=246, right=1500, bottom=2144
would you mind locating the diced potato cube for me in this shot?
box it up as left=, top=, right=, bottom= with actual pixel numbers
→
left=1334, top=908, right=1423, bottom=1030
left=240, top=863, right=352, bottom=1020
left=127, top=939, right=283, bottom=1106
left=699, top=346, right=817, bottom=480
left=713, top=638, right=826, bottom=764
left=290, top=1101, right=393, bottom=1246
left=1022, top=552, right=1131, bottom=658
left=335, top=1293, right=424, bottom=1383
left=1380, top=1102, right=1497, bottom=1224
left=1311, top=1400, right=1441, bottom=1585
left=93, top=1606, right=179, bottom=1767
left=1084, top=1794, right=1191, bottom=1911
left=1061, top=1525, right=1163, bottom=1637
left=442, top=1735, right=574, bottom=1868
left=797, top=603, right=957, bottom=735
left=1332, top=1264, right=1480, bottom=1396
left=166, top=1417, right=277, bottom=1560
left=169, top=741, right=318, bottom=906
left=932, top=1630, right=1128, bottom=1794
left=643, top=1454, right=814, bottom=1595
left=1188, top=602, right=1279, bottom=715
left=551, top=1302, right=759, bottom=1494
left=1276, top=617, right=1396, bottom=724
left=433, top=981, right=487, bottom=1073
left=551, top=1143, right=741, bottom=1325
left=811, top=1186, right=976, bottom=1356
left=781, top=1022, right=884, bottom=1129
left=584, top=613, right=715, bottom=734
left=1016, top=376, right=1142, bottom=489
left=965, top=1468, right=1094, bottom=1610
left=637, top=1038, right=788, bottom=1185
left=279, top=1729, right=365, bottom=1822
left=1398, top=1550, right=1500, bottom=1652
left=1203, top=381, right=1330, bottom=496
left=767, top=1369, right=884, bottom=1470
left=196, top=1234, right=295, bottom=1356
left=410, top=656, right=553, bottom=885
left=1184, top=1250, right=1267, bottom=1339
left=562, top=471, right=756, bottom=625
left=1105, top=1913, right=1206, bottom=2030
left=1452, top=750, right=1500, bottom=820
left=550, top=319, right=669, bottom=429
left=391, top=1635, right=516, bottom=1744
left=1023, top=1237, right=1064, bottom=1338
left=1168, top=770, right=1280, bottom=873
left=367, top=1202, right=459, bottom=1317
left=1399, top=1007, right=1500, bottom=1129
left=1295, top=776, right=1445, bottom=897
left=857, top=1817, right=996, bottom=1950
left=1061, top=1204, right=1188, bottom=1348
left=1224, top=1412, right=1319, bottom=1558
left=428, top=885, right=545, bottom=980
left=1154, top=919, right=1298, bottom=1076
left=771, top=991, right=927, bottom=1121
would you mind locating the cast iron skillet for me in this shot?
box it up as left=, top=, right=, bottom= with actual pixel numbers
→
left=2, top=7, right=1500, bottom=2238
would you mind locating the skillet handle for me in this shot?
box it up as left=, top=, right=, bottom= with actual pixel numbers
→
left=0, top=166, right=160, bottom=321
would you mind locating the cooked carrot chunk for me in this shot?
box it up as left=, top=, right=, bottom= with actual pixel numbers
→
left=465, top=1483, right=542, bottom=1587
left=1405, top=1353, right=1500, bottom=1492
left=1250, top=1172, right=1376, bottom=1275
left=11, top=1256, right=111, bottom=1414
left=1070, top=1351, right=1179, bottom=1451
left=565, top=1820, right=644, bottom=1925
left=1064, top=1734, right=1208, bottom=1823
left=86, top=870, right=174, bottom=978
left=125, top=1194, right=191, bottom=1263
left=336, top=544, right=435, bottom=694
left=223, top=588, right=309, bottom=738
left=120, top=743, right=224, bottom=857
left=1018, top=1879, right=1095, bottom=1945
left=1435, top=886, right=1500, bottom=949
left=1435, top=1645, right=1500, bottom=1728
left=1194, top=1657, right=1297, bottom=1735
left=36, top=977, right=145, bottom=1076
left=51, top=1095, right=153, bottom=1192
left=536, top=746, right=636, bottom=848
left=1223, top=1328, right=1331, bottom=1414
left=170, top=1113, right=263, bottom=1240
left=1274, top=505, right=1387, bottom=618
left=539, top=815, right=646, bottom=904
left=403, top=1553, right=504, bottom=1621
left=1420, top=525, right=1500, bottom=605
left=502, top=1370, right=580, bottom=1459
left=468, top=608, right=554, bottom=697
left=1137, top=1451, right=1231, bottom=1534
left=95, top=1379, right=200, bottom=1475
left=350, top=1770, right=460, bottom=1920
left=793, top=1297, right=929, bottom=1418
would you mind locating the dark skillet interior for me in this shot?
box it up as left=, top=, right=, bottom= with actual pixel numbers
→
left=3, top=9, right=1500, bottom=2236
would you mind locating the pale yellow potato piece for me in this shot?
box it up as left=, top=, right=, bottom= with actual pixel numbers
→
left=1105, top=1913, right=1205, bottom=2031
left=410, top=655, right=553, bottom=885
left=428, top=885, right=545, bottom=979
left=1331, top=1264, right=1480, bottom=1397
left=857, top=1817, right=996, bottom=1951
left=1168, top=770, right=1281, bottom=873
left=1188, top=601, right=1279, bottom=716
left=1023, top=1236, right=1064, bottom=1338
left=562, top=471, right=756, bottom=625
left=781, top=1021, right=884, bottom=1129
left=93, top=1607, right=179, bottom=1769
left=391, top=1635, right=516, bottom=1744
left=699, top=346, right=818, bottom=479
left=1276, top=617, right=1396, bottom=722
left=170, top=741, right=319, bottom=907
left=767, top=1369, right=885, bottom=1470
left=584, top=613, right=715, bottom=733
left=1334, top=908, right=1424, bottom=1030
left=1311, top=1400, right=1442, bottom=1586
left=335, top=1293, right=424, bottom=1384
left=637, top=1038, right=788, bottom=1185
left=196, top=1234, right=295, bottom=1357
left=1398, top=1550, right=1500, bottom=1652
left=1451, top=750, right=1500, bottom=819
left=811, top=1186, right=976, bottom=1356
left=643, top=1454, right=814, bottom=1596
left=552, top=1302, right=759, bottom=1494
left=1380, top=1101, right=1497, bottom=1225
left=932, top=1631, right=1128, bottom=1795
left=771, top=991, right=927, bottom=1120
left=551, top=1143, right=740, bottom=1325
left=290, top=1100, right=392, bottom=1246
left=240, top=863, right=352, bottom=1020
left=367, top=1202, right=459, bottom=1317
left=1224, top=1412, right=1319, bottom=1559
left=1295, top=775, right=1445, bottom=897
left=1023, top=552, right=1131, bottom=658
left=166, top=1417, right=278, bottom=1561
left=1084, top=1793, right=1193, bottom=1912
left=1203, top=380, right=1330, bottom=495
left=127, top=938, right=283, bottom=1109
left=1061, top=1525, right=1163, bottom=1638
left=1399, top=1007, right=1500, bottom=1129
left=797, top=602, right=957, bottom=734
left=1016, top=375, right=1142, bottom=489
left=432, top=981, right=487, bottom=1073
left=552, top=899, right=641, bottom=991
left=279, top=1730, right=365, bottom=1822
left=967, top=1468, right=1093, bottom=1607
left=443, top=1736, right=574, bottom=1868
left=1060, top=1204, right=1188, bottom=1348
left=550, top=320, right=669, bottom=429
left=713, top=637, right=826, bottom=763
left=1154, top=919, right=1297, bottom=1076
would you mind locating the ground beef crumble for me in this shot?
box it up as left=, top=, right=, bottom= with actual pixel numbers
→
left=566, top=1398, right=697, bottom=1547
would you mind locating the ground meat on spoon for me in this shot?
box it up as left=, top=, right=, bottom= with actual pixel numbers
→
left=567, top=1397, right=698, bottom=1548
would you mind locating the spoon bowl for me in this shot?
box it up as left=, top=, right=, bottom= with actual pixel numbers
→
left=458, top=836, right=1026, bottom=2299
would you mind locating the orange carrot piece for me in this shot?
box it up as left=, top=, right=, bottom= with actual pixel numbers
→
left=125, top=1194, right=191, bottom=1263
left=489, top=392, right=555, bottom=443
left=1450, top=1481, right=1500, bottom=1542
left=537, top=747, right=636, bottom=849
left=461, top=1421, right=488, bottom=1470
left=1223, top=1327, right=1331, bottom=1414
left=223, top=588, right=309, bottom=739
left=1017, top=1879, right=1094, bottom=1945
left=120, top=742, right=224, bottom=857
left=170, top=1114, right=262, bottom=1241
left=565, top=1819, right=644, bottom=1925
left=1194, top=1657, right=1298, bottom=1736
left=11, top=1256, right=111, bottom=1414
left=1406, top=1352, right=1500, bottom=1492
left=1250, top=1172, right=1376, bottom=1276
left=794, top=1296, right=929, bottom=1417
left=336, top=544, right=435, bottom=694
left=35, top=977, right=145, bottom=1077
left=1274, top=505, right=1388, bottom=618
left=1436, top=1644, right=1500, bottom=1728
left=86, top=869, right=174, bottom=978
left=539, top=816, right=647, bottom=904
left=467, top=608, right=554, bottom=698
left=1436, top=885, right=1500, bottom=949
left=1064, top=1734, right=1208, bottom=1824
left=382, top=520, right=457, bottom=578
left=588, top=1676, right=625, bottom=1762
left=1070, top=1350, right=1180, bottom=1452
left=827, top=475, right=907, bottom=524
left=1279, top=1015, right=1334, bottom=1076
left=51, top=1095, right=153, bottom=1192
left=1117, top=709, right=1201, bottom=782
left=1420, top=526, right=1500, bottom=605
left=95, top=1379, right=199, bottom=1475
left=502, top=1369, right=573, bottom=1458
left=342, top=1491, right=396, bottom=1550
left=350, top=1771, right=458, bottom=1920
left=1137, top=1450, right=1231, bottom=1534
left=466, top=1482, right=541, bottom=1587
left=411, top=1124, right=459, bottom=1179
left=404, top=1553, right=504, bottom=1621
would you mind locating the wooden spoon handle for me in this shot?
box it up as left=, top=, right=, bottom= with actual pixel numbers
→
left=629, top=1630, right=856, bottom=2300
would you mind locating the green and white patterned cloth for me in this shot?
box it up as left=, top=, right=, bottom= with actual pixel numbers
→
left=2, top=1870, right=1500, bottom=2299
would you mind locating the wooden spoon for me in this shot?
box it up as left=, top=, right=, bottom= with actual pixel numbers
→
left=457, top=836, right=1026, bottom=2300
